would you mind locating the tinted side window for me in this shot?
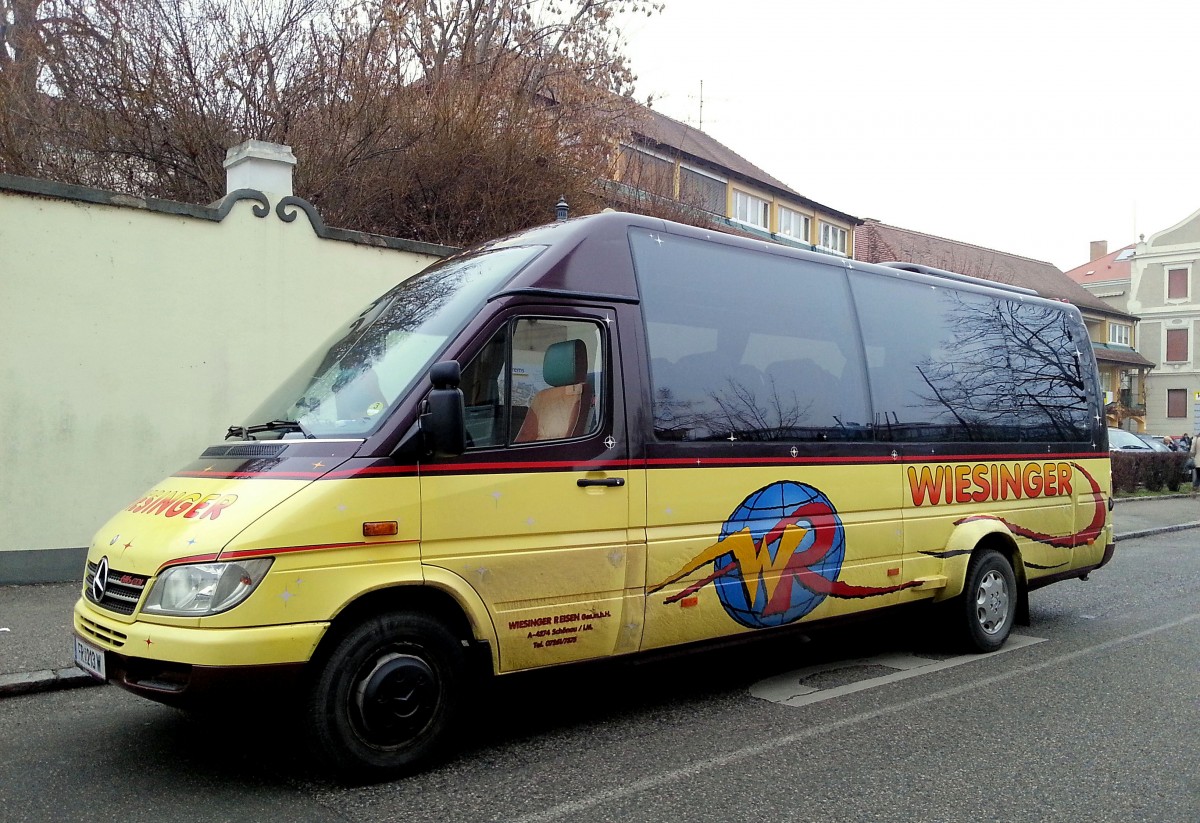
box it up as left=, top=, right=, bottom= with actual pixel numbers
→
left=1002, top=300, right=1092, bottom=441
left=851, top=272, right=1091, bottom=442
left=631, top=229, right=871, bottom=442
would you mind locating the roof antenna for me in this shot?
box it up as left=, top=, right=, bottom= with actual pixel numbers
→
left=699, top=80, right=704, bottom=131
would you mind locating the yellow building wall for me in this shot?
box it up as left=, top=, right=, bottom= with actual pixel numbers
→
left=724, top=180, right=853, bottom=252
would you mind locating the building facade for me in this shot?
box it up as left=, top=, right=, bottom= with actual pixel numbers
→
left=1062, top=243, right=1155, bottom=430
left=609, top=107, right=859, bottom=255
left=1123, top=210, right=1200, bottom=436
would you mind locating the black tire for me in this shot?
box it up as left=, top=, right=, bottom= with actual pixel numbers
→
left=306, top=612, right=465, bottom=781
left=955, top=549, right=1018, bottom=653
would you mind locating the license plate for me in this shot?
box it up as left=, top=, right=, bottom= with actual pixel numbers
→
left=73, top=635, right=107, bottom=681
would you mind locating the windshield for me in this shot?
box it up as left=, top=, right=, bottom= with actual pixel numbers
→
left=238, top=245, right=544, bottom=439
left=1108, top=428, right=1151, bottom=450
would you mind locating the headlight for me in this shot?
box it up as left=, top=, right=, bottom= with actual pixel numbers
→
left=143, top=559, right=274, bottom=616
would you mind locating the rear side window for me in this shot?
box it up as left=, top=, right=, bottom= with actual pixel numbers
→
left=631, top=229, right=871, bottom=442
left=851, top=273, right=1092, bottom=442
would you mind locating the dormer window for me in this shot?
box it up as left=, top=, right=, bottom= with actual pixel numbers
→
left=733, top=190, right=769, bottom=230
left=778, top=207, right=811, bottom=242
left=818, top=221, right=848, bottom=255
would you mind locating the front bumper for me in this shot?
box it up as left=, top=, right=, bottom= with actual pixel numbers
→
left=73, top=598, right=328, bottom=707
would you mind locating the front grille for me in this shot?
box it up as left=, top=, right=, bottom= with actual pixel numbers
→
left=78, top=615, right=128, bottom=649
left=85, top=561, right=148, bottom=615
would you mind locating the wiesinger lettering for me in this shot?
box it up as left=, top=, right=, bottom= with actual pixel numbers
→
left=907, top=462, right=1074, bottom=506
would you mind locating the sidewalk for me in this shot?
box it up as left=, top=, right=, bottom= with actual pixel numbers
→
left=4, top=494, right=1200, bottom=699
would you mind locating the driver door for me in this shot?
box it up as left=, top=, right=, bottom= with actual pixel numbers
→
left=420, top=307, right=640, bottom=672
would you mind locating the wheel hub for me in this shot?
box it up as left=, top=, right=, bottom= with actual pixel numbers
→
left=353, top=653, right=437, bottom=747
left=974, top=570, right=1010, bottom=636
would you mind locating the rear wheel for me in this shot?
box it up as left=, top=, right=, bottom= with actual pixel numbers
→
left=306, top=612, right=465, bottom=781
left=956, top=549, right=1017, bottom=652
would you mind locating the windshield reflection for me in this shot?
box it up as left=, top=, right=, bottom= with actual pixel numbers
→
left=237, top=245, right=544, bottom=439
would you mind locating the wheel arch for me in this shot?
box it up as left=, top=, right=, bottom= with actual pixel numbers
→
left=317, top=573, right=498, bottom=674
left=935, top=517, right=1025, bottom=601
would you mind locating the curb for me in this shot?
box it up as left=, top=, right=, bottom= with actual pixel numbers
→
left=1116, top=520, right=1200, bottom=542
left=1113, top=493, right=1194, bottom=504
left=4, top=519, right=1200, bottom=701
left=0, top=667, right=103, bottom=699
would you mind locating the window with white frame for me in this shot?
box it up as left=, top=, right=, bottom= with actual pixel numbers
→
left=778, top=207, right=811, bottom=242
left=819, top=221, right=848, bottom=254
left=1108, top=322, right=1131, bottom=346
left=1166, top=327, right=1190, bottom=362
left=1167, top=388, right=1188, bottom=418
left=1166, top=266, right=1190, bottom=301
left=733, top=190, right=770, bottom=230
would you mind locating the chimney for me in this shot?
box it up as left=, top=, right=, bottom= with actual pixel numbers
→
left=224, top=140, right=297, bottom=198
left=1089, top=240, right=1108, bottom=262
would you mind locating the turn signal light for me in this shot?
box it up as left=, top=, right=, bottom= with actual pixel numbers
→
left=362, top=521, right=398, bottom=537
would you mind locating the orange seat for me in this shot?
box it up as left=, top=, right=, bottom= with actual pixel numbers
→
left=515, top=339, right=593, bottom=442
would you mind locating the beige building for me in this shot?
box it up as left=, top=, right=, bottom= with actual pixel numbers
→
left=1124, top=210, right=1200, bottom=436
left=0, top=143, right=450, bottom=583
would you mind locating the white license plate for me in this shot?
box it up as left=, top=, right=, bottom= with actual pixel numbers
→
left=73, top=635, right=107, bottom=681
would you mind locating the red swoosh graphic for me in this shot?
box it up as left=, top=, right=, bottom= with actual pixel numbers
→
left=954, top=462, right=1106, bottom=548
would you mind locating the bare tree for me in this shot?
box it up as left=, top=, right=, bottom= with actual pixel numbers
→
left=0, top=0, right=663, bottom=245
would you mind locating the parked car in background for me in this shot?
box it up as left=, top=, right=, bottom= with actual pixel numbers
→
left=1108, top=427, right=1153, bottom=451
left=1136, top=434, right=1170, bottom=452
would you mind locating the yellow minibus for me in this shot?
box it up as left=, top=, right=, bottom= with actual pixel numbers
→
left=74, top=211, right=1114, bottom=778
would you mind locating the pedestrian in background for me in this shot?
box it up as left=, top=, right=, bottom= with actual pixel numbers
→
left=1189, top=433, right=1200, bottom=498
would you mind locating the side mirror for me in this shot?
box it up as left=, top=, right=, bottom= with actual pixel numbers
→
left=423, top=360, right=465, bottom=457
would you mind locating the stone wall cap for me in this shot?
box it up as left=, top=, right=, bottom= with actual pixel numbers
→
left=223, top=140, right=297, bottom=168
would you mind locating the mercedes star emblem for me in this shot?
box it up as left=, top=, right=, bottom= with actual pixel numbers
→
left=92, top=556, right=110, bottom=602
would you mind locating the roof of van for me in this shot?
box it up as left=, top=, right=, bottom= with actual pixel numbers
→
left=488, top=212, right=1085, bottom=318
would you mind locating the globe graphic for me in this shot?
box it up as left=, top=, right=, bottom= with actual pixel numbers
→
left=713, top=481, right=846, bottom=628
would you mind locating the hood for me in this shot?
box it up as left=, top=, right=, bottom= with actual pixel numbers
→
left=85, top=441, right=359, bottom=579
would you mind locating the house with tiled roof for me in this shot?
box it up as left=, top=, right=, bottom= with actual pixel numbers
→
left=606, top=106, right=859, bottom=255
left=1064, top=241, right=1136, bottom=300
left=1061, top=243, right=1154, bottom=425
left=856, top=220, right=1154, bottom=431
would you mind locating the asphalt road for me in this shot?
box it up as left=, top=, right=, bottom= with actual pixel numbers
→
left=2, top=532, right=1196, bottom=823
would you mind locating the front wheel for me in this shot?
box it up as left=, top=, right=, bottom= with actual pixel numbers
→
left=956, top=549, right=1018, bottom=653
left=306, top=612, right=466, bottom=781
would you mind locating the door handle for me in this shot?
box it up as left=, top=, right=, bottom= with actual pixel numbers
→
left=577, top=477, right=625, bottom=487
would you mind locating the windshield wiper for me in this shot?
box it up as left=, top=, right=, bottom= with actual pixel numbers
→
left=226, top=419, right=314, bottom=440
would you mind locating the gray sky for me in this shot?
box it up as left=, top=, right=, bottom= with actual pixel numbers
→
left=620, top=0, right=1200, bottom=271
